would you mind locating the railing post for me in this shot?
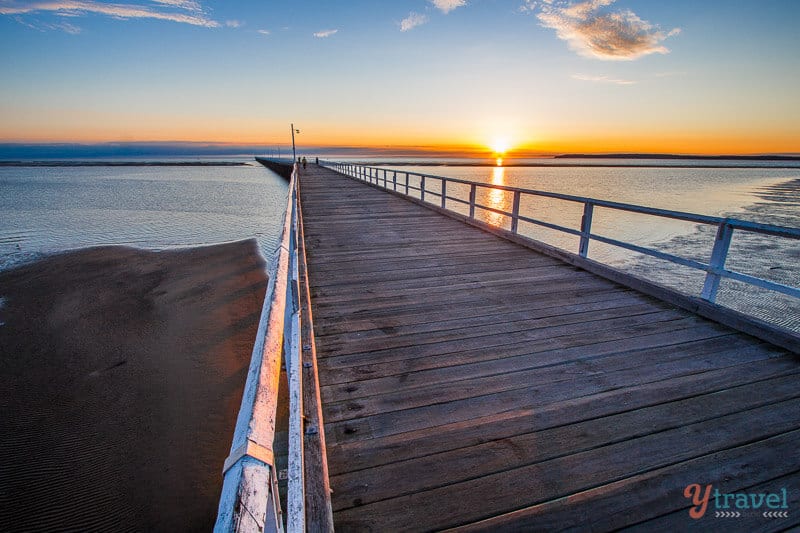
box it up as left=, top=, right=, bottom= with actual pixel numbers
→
left=701, top=221, right=734, bottom=302
left=405, top=172, right=409, bottom=195
left=579, top=203, right=594, bottom=257
left=511, top=190, right=521, bottom=233
left=469, top=184, right=476, bottom=219
left=393, top=171, right=397, bottom=191
left=441, top=179, right=447, bottom=209
left=383, top=169, right=388, bottom=188
left=420, top=175, right=426, bottom=202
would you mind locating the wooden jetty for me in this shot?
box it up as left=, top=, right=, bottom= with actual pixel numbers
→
left=217, top=160, right=800, bottom=532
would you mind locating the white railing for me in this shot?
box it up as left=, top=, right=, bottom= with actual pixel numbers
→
left=321, top=161, right=800, bottom=305
left=214, top=163, right=307, bottom=532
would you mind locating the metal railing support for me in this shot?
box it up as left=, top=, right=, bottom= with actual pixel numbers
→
left=701, top=221, right=734, bottom=302
left=579, top=203, right=594, bottom=258
left=511, top=190, right=521, bottom=234
left=469, top=184, right=476, bottom=219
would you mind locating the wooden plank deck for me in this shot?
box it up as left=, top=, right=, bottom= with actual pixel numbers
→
left=298, top=164, right=800, bottom=531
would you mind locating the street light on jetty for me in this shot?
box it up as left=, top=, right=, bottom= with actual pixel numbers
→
left=291, top=123, right=300, bottom=162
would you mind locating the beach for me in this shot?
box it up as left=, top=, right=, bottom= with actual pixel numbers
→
left=0, top=239, right=267, bottom=531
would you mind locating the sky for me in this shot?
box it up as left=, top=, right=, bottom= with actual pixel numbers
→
left=1, top=0, right=799, bottom=155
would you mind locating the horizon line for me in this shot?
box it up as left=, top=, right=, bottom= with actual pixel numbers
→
left=1, top=141, right=799, bottom=159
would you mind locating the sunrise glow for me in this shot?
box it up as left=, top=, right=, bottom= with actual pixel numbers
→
left=0, top=1, right=797, bottom=156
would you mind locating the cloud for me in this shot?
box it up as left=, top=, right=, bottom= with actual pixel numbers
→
left=534, top=0, right=680, bottom=60
left=257, top=29, right=270, bottom=35
left=400, top=11, right=428, bottom=31
left=14, top=14, right=81, bottom=33
left=225, top=19, right=241, bottom=28
left=0, top=1, right=219, bottom=27
left=313, top=28, right=337, bottom=38
left=430, top=0, right=466, bottom=14
left=150, top=0, right=201, bottom=12
left=572, top=73, right=635, bottom=85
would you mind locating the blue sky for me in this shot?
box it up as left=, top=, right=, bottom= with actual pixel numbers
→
left=1, top=0, right=799, bottom=154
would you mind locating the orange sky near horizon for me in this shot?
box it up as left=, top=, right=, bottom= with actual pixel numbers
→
left=2, top=108, right=798, bottom=156
left=4, top=2, right=800, bottom=157
left=2, top=1, right=800, bottom=157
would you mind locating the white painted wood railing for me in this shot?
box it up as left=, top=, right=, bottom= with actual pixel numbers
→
left=215, top=163, right=305, bottom=532
left=321, top=161, right=800, bottom=304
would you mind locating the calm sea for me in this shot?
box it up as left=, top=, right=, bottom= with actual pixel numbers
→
left=1, top=156, right=798, bottom=330
left=0, top=158, right=289, bottom=270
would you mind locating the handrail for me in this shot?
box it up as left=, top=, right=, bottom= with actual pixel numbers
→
left=215, top=162, right=308, bottom=532
left=320, top=160, right=800, bottom=305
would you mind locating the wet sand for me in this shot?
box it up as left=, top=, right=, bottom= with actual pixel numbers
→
left=0, top=239, right=267, bottom=531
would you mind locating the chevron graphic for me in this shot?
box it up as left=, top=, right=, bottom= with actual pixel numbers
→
left=714, top=511, right=741, bottom=518
left=762, top=511, right=789, bottom=518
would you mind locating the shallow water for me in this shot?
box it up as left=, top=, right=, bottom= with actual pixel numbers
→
left=0, top=161, right=288, bottom=270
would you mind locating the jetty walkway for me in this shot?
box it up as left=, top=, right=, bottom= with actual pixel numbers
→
left=217, top=160, right=800, bottom=532
left=296, top=164, right=800, bottom=530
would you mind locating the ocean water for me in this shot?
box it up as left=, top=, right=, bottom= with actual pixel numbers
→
left=374, top=161, right=800, bottom=331
left=2, top=157, right=798, bottom=331
left=0, top=160, right=289, bottom=270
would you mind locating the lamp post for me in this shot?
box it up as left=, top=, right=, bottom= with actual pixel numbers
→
left=291, top=123, right=300, bottom=162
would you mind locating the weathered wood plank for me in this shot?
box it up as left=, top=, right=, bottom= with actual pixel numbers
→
left=313, top=286, right=634, bottom=336
left=326, top=352, right=798, bottom=444
left=315, top=292, right=653, bottom=349
left=329, top=375, right=800, bottom=511
left=322, top=340, right=786, bottom=424
left=310, top=274, right=617, bottom=312
left=326, top=362, right=800, bottom=475
left=447, top=431, right=800, bottom=532
left=320, top=322, right=731, bottom=387
left=333, top=398, right=800, bottom=529
left=621, top=471, right=800, bottom=532
left=320, top=331, right=753, bottom=402
left=318, top=310, right=693, bottom=368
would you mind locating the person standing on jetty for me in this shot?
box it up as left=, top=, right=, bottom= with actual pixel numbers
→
left=302, top=157, right=307, bottom=169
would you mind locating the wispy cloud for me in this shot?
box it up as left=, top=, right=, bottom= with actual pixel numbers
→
left=150, top=0, right=201, bottom=12
left=313, top=28, right=337, bottom=38
left=257, top=29, right=270, bottom=35
left=572, top=73, right=636, bottom=85
left=14, top=14, right=81, bottom=33
left=400, top=11, right=428, bottom=31
left=532, top=0, right=680, bottom=60
left=430, top=0, right=466, bottom=14
left=0, top=1, right=219, bottom=28
left=225, top=19, right=241, bottom=28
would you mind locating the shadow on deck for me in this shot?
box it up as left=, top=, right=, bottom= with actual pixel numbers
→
left=298, top=163, right=800, bottom=531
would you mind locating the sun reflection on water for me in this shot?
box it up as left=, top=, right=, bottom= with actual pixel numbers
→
left=484, top=165, right=508, bottom=227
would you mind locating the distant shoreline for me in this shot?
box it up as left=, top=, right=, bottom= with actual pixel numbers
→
left=0, top=161, right=248, bottom=167
left=352, top=161, right=800, bottom=170
left=555, top=153, right=800, bottom=161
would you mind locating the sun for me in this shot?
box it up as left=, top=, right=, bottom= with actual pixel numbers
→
left=490, top=138, right=510, bottom=155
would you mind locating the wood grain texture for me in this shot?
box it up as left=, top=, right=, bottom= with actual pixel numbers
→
left=298, top=164, right=800, bottom=532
